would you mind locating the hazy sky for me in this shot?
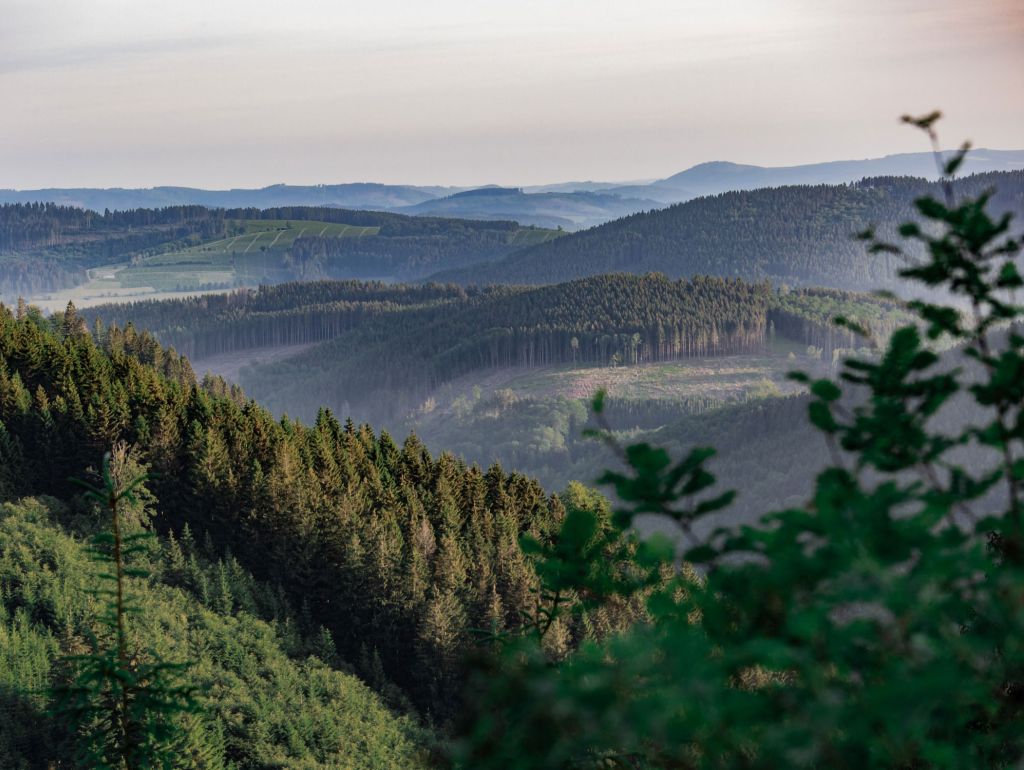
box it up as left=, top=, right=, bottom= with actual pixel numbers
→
left=2, top=0, right=1022, bottom=189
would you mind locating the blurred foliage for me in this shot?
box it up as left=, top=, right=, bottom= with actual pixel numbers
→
left=455, top=116, right=1024, bottom=768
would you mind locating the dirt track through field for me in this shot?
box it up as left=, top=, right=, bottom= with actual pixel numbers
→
left=266, top=229, right=285, bottom=249
left=243, top=233, right=262, bottom=253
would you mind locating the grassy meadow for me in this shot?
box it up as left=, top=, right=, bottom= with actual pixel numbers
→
left=26, top=219, right=379, bottom=310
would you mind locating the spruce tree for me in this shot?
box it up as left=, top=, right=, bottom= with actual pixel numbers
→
left=52, top=453, right=201, bottom=769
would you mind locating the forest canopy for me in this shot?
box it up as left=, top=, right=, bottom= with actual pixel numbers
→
left=434, top=171, right=1024, bottom=289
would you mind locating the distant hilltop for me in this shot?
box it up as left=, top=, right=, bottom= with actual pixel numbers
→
left=3, top=148, right=1022, bottom=229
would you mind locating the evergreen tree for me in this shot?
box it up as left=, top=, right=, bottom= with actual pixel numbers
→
left=53, top=453, right=201, bottom=768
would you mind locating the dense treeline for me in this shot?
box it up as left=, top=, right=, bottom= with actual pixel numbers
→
left=241, top=274, right=771, bottom=422
left=433, top=171, right=1024, bottom=289
left=0, top=302, right=641, bottom=723
left=285, top=225, right=547, bottom=280
left=83, top=281, right=481, bottom=359
left=0, top=203, right=225, bottom=252
left=88, top=276, right=770, bottom=376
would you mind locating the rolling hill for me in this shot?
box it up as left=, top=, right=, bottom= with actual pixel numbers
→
left=432, top=171, right=1024, bottom=290
left=607, top=148, right=1024, bottom=204
left=0, top=182, right=458, bottom=213
left=6, top=149, right=1020, bottom=232
left=393, top=187, right=659, bottom=229
left=0, top=203, right=561, bottom=306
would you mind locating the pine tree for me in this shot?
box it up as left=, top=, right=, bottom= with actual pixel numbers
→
left=52, top=453, right=201, bottom=769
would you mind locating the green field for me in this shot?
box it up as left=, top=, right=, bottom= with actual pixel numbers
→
left=26, top=219, right=379, bottom=310
left=116, top=219, right=379, bottom=290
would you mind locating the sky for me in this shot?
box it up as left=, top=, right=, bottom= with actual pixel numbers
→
left=1, top=0, right=1022, bottom=189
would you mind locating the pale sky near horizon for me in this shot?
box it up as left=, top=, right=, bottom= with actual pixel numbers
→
left=1, top=0, right=1022, bottom=189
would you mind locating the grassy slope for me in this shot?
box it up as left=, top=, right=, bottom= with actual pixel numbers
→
left=0, top=496, right=426, bottom=770
left=117, top=219, right=380, bottom=290
left=26, top=219, right=380, bottom=311
left=30, top=219, right=561, bottom=311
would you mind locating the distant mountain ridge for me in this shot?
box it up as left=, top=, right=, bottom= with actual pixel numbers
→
left=0, top=182, right=459, bottom=213
left=607, top=149, right=1024, bottom=203
left=393, top=188, right=660, bottom=229
left=3, top=148, right=1021, bottom=228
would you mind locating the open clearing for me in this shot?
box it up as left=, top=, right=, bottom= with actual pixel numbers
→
left=115, top=219, right=378, bottom=290
left=26, top=219, right=379, bottom=310
left=29, top=265, right=235, bottom=313
left=427, top=338, right=823, bottom=414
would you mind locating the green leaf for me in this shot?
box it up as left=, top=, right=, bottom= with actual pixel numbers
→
left=810, top=380, right=842, bottom=402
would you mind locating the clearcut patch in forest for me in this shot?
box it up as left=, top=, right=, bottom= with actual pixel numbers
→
left=425, top=343, right=819, bottom=415
left=28, top=271, right=234, bottom=313
left=397, top=338, right=827, bottom=498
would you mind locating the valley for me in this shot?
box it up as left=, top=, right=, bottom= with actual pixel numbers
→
left=5, top=0, right=1024, bottom=764
left=1, top=143, right=1021, bottom=768
left=80, top=273, right=905, bottom=516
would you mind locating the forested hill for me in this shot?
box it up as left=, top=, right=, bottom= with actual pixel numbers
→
left=0, top=302, right=648, bottom=731
left=82, top=280, right=482, bottom=359
left=83, top=276, right=905, bottom=428
left=0, top=203, right=227, bottom=298
left=432, top=171, right=1024, bottom=289
left=282, top=212, right=560, bottom=280
left=237, top=274, right=771, bottom=422
left=0, top=202, right=561, bottom=299
left=0, top=203, right=552, bottom=255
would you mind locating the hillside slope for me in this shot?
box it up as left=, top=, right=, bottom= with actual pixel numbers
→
left=0, top=302, right=582, bottom=722
left=394, top=187, right=659, bottom=229
left=237, top=274, right=772, bottom=423
left=0, top=495, right=425, bottom=769
left=608, top=148, right=1024, bottom=203
left=1, top=203, right=561, bottom=304
left=434, top=172, right=1024, bottom=289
